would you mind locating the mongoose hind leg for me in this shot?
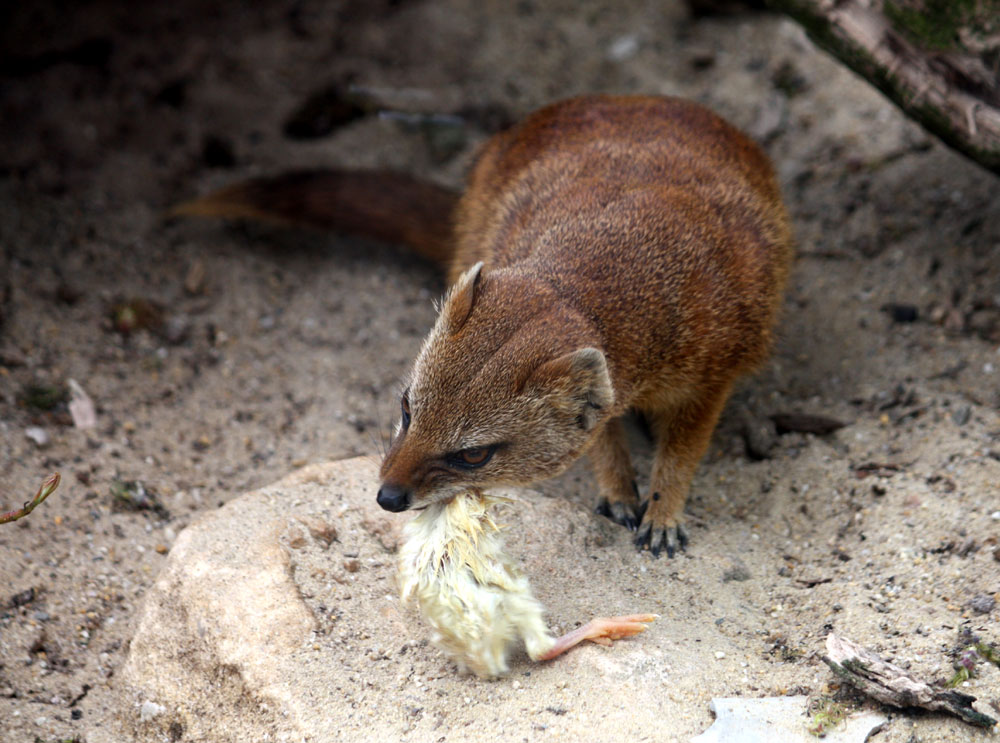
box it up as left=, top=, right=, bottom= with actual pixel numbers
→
left=589, top=418, right=642, bottom=531
left=635, top=383, right=734, bottom=557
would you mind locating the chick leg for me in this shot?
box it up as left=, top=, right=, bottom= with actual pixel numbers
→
left=537, top=614, right=657, bottom=661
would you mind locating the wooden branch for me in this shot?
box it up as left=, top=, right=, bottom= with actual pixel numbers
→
left=768, top=0, right=1000, bottom=175
left=822, top=633, right=998, bottom=728
left=0, top=473, right=61, bottom=525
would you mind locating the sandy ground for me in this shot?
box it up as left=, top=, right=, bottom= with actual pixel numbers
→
left=1, top=0, right=999, bottom=741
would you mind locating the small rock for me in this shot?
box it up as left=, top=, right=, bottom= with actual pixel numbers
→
left=950, top=405, right=971, bottom=426
left=139, top=700, right=166, bottom=721
left=31, top=610, right=50, bottom=622
left=689, top=48, right=716, bottom=70
left=737, top=406, right=776, bottom=460
left=344, top=559, right=360, bottom=573
left=25, top=426, right=49, bottom=447
left=110, top=480, right=170, bottom=519
left=55, top=282, right=82, bottom=305
left=746, top=93, right=786, bottom=143
left=0, top=345, right=28, bottom=367
left=714, top=651, right=726, bottom=659
left=306, top=519, right=337, bottom=548
left=967, top=595, right=995, bottom=615
left=184, top=260, right=206, bottom=296
left=956, top=539, right=977, bottom=557
left=881, top=303, right=918, bottom=323
left=9, top=587, right=36, bottom=607
left=71, top=709, right=83, bottom=720
left=968, top=307, right=1000, bottom=342
left=722, top=558, right=751, bottom=583
left=68, top=379, right=97, bottom=430
left=607, top=34, right=640, bottom=61
left=163, top=315, right=191, bottom=345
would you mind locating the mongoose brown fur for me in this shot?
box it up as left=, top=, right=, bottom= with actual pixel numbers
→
left=176, top=95, right=794, bottom=556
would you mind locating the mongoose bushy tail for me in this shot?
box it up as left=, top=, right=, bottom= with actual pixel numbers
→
left=170, top=169, right=459, bottom=265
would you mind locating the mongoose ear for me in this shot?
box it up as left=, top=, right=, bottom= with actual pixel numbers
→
left=441, top=261, right=484, bottom=334
left=525, top=347, right=614, bottom=430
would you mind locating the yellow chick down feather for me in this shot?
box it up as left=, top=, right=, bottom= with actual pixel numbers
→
left=398, top=491, right=553, bottom=678
left=397, top=490, right=657, bottom=679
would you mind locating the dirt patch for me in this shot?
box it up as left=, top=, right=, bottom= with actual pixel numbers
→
left=1, top=1, right=998, bottom=741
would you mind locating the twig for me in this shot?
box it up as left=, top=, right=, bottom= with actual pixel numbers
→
left=0, top=473, right=61, bottom=525
left=822, top=633, right=997, bottom=728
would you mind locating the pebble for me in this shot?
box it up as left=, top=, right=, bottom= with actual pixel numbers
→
left=968, top=595, right=996, bottom=615
left=715, top=651, right=726, bottom=659
left=950, top=405, right=971, bottom=426
left=607, top=34, right=640, bottom=62
left=722, top=558, right=752, bottom=583
left=25, top=427, right=49, bottom=447
left=139, top=700, right=165, bottom=721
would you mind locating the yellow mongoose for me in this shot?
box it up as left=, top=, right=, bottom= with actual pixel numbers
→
left=178, top=95, right=793, bottom=556
left=398, top=488, right=656, bottom=677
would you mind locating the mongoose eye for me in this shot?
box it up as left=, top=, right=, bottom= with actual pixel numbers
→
left=400, top=391, right=411, bottom=429
left=447, top=445, right=497, bottom=469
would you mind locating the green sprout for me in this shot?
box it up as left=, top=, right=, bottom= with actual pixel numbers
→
left=807, top=696, right=848, bottom=737
left=1, top=473, right=61, bottom=525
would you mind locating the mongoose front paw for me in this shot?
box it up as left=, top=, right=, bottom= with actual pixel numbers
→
left=594, top=498, right=644, bottom=531
left=634, top=518, right=688, bottom=558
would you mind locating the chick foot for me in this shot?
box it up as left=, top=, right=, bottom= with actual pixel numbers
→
left=537, top=614, right=658, bottom=661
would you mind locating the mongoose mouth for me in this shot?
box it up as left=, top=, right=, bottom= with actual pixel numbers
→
left=376, top=484, right=412, bottom=512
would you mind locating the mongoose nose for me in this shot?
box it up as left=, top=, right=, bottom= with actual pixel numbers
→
left=377, top=484, right=412, bottom=512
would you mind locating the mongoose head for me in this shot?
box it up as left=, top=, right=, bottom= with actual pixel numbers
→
left=378, top=262, right=614, bottom=512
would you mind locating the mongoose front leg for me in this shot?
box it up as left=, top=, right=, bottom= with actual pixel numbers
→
left=588, top=418, right=641, bottom=530
left=636, top=384, right=733, bottom=557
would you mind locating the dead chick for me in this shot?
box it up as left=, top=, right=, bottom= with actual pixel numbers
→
left=397, top=489, right=656, bottom=678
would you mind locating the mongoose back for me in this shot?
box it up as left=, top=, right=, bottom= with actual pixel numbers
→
left=178, top=95, right=793, bottom=556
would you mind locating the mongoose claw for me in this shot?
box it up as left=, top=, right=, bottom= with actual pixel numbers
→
left=634, top=520, right=688, bottom=558
left=594, top=498, right=640, bottom=531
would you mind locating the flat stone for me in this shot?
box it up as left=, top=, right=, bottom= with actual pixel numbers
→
left=104, top=457, right=746, bottom=742
left=691, top=697, right=887, bottom=743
